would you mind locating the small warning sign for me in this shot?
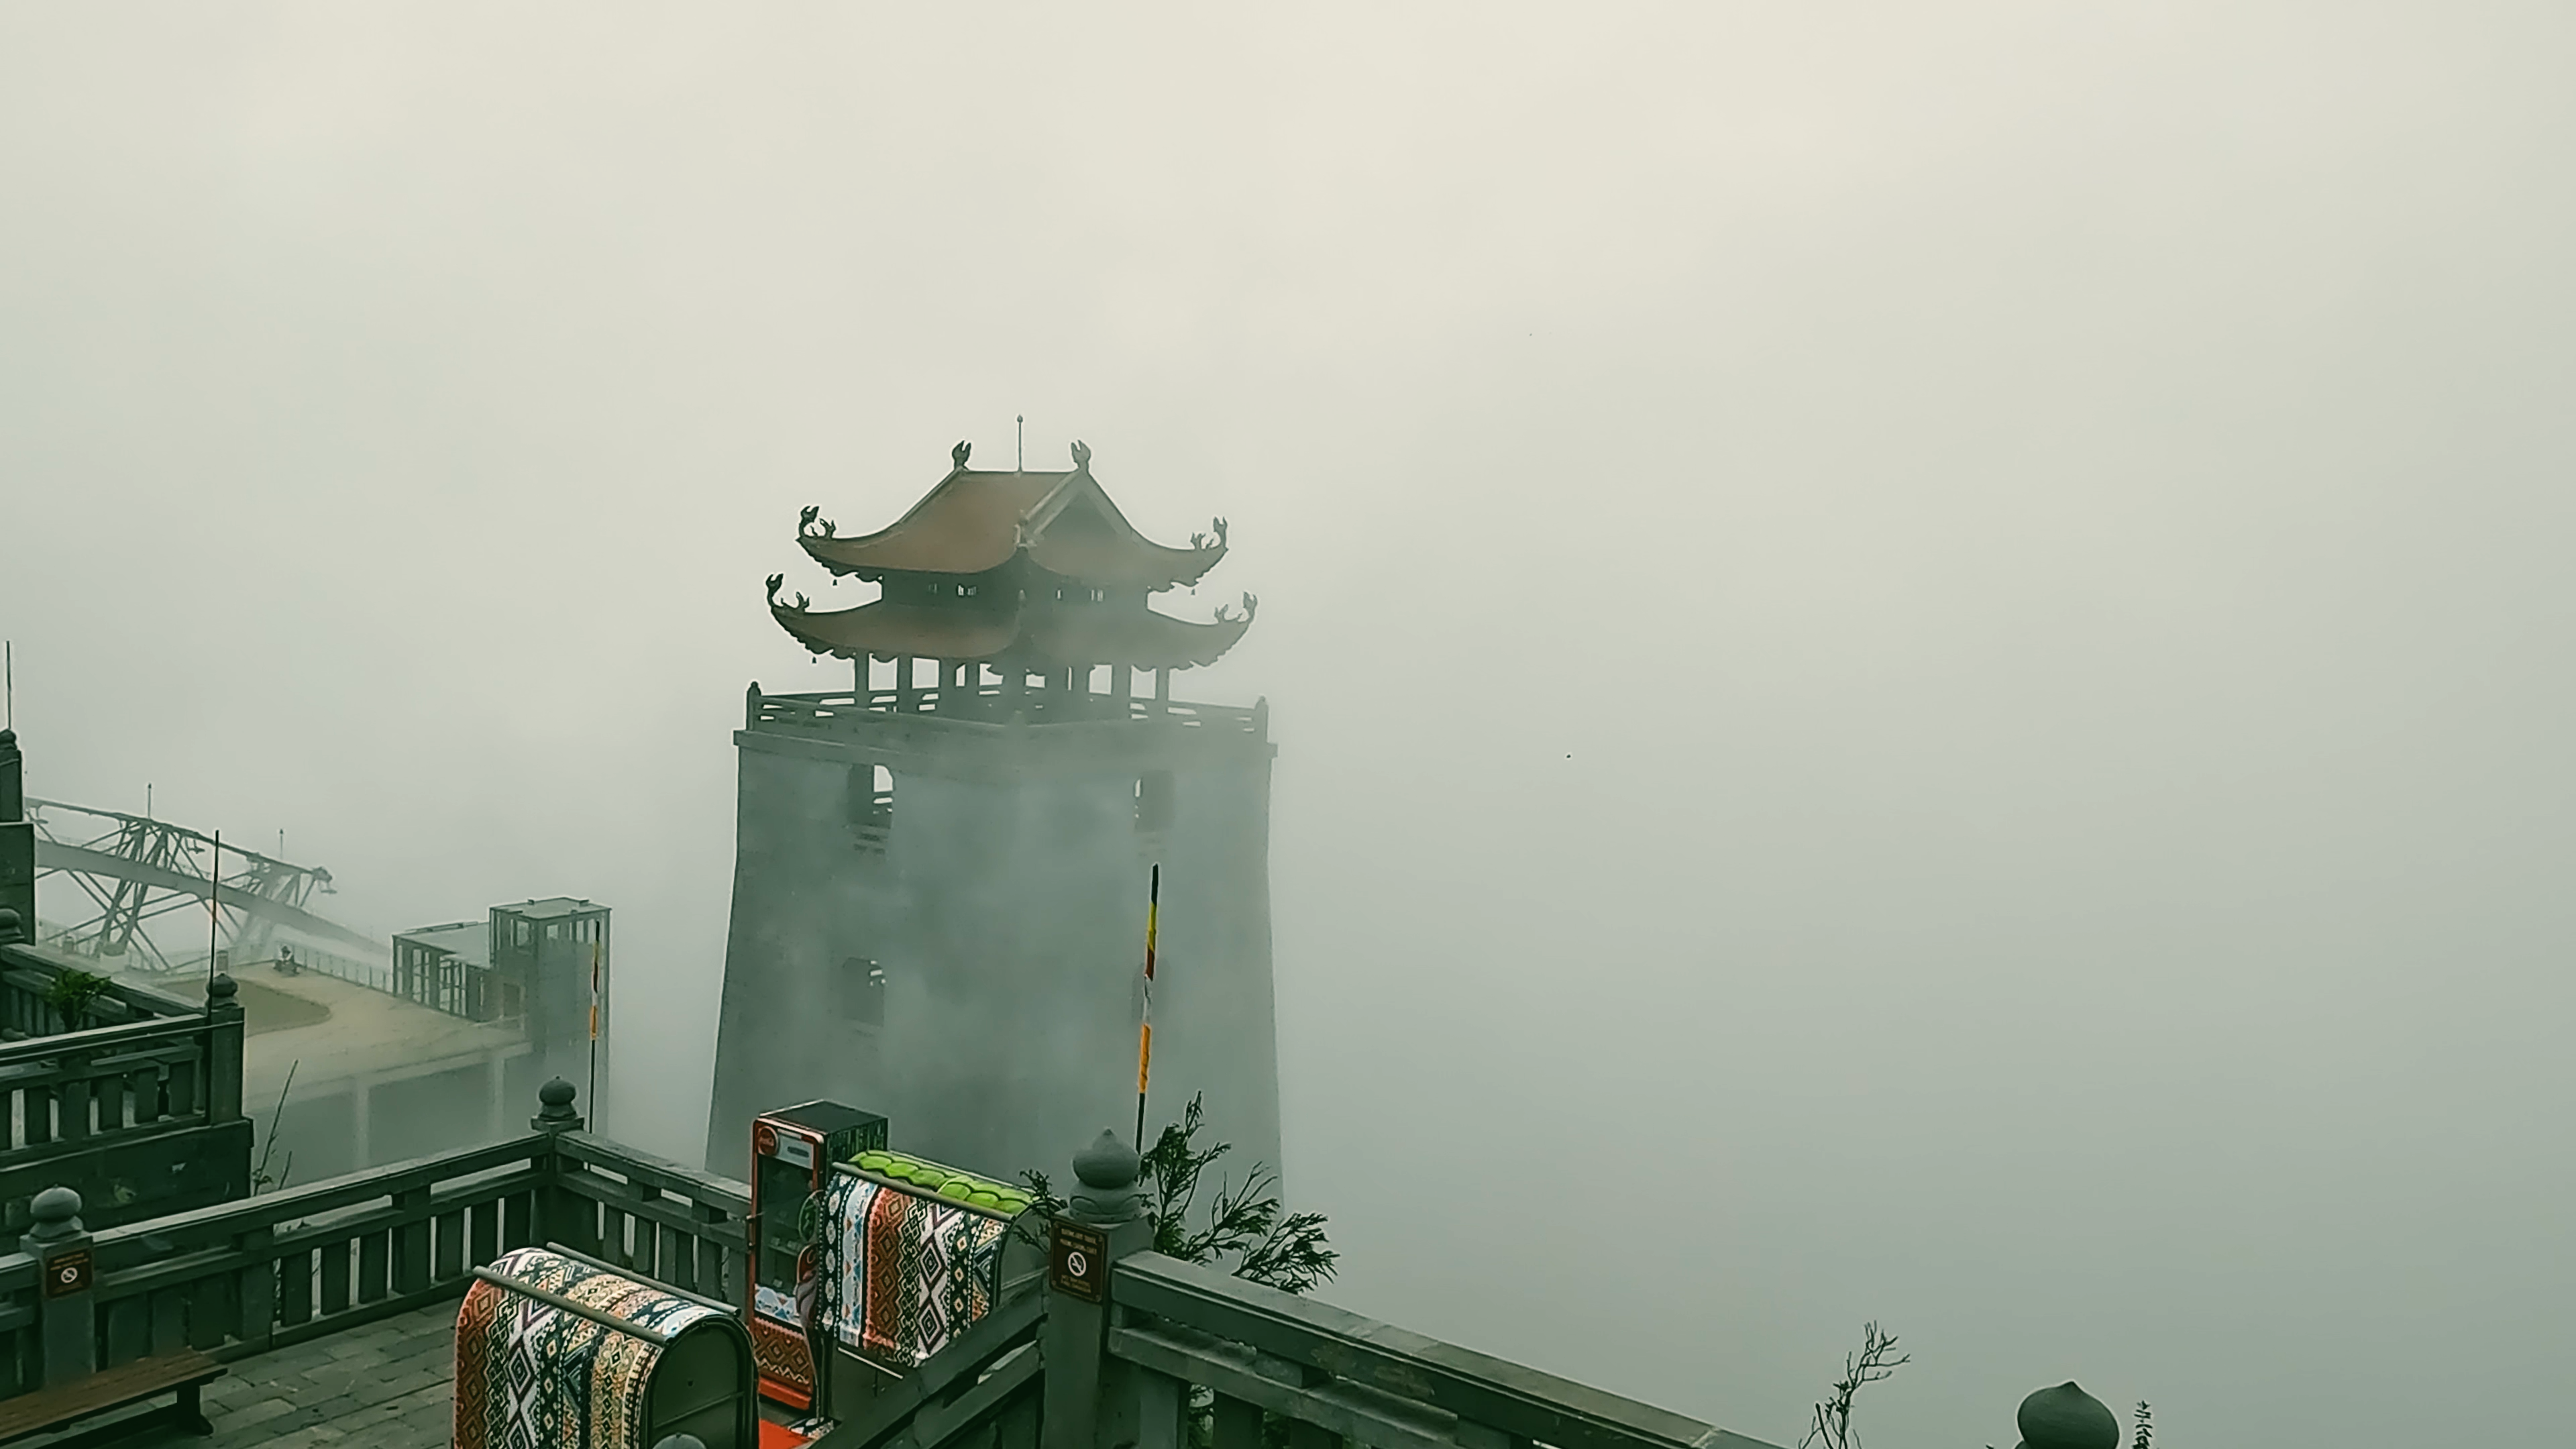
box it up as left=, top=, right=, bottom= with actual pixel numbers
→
left=1049, top=1220, right=1108, bottom=1303
left=45, top=1249, right=92, bottom=1299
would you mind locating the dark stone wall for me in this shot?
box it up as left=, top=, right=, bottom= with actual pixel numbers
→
left=706, top=720, right=1282, bottom=1190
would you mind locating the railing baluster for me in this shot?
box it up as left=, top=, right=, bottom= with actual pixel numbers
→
left=470, top=1199, right=500, bottom=1267
left=1212, top=1393, right=1265, bottom=1449
left=319, top=1237, right=352, bottom=1316
left=434, top=1207, right=466, bottom=1281
left=277, top=1247, right=313, bottom=1328
left=101, top=1295, right=148, bottom=1367
left=392, top=1188, right=431, bottom=1295
left=357, top=1228, right=389, bottom=1304
left=166, top=1050, right=195, bottom=1118
left=150, top=1286, right=189, bottom=1355
left=185, top=1271, right=233, bottom=1352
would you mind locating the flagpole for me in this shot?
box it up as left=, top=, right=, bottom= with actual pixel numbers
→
left=587, top=936, right=601, bottom=1134
left=1134, top=863, right=1159, bottom=1151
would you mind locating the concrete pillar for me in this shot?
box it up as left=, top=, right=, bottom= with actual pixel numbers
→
left=352, top=1079, right=372, bottom=1169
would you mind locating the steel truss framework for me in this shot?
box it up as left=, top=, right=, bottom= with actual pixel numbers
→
left=25, top=798, right=375, bottom=971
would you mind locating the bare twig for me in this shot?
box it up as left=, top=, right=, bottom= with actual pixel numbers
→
left=252, top=1061, right=299, bottom=1194
left=1801, top=1323, right=1909, bottom=1449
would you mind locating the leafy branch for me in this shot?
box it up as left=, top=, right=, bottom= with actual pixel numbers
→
left=42, top=969, right=113, bottom=1031
left=1016, top=1094, right=1336, bottom=1296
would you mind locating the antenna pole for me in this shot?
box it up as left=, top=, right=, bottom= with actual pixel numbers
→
left=207, top=830, right=221, bottom=992
left=5, top=641, right=12, bottom=730
left=1017, top=415, right=1024, bottom=472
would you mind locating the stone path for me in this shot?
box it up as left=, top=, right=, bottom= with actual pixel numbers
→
left=99, top=1301, right=460, bottom=1449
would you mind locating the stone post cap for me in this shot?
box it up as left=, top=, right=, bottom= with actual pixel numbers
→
left=1069, top=1129, right=1144, bottom=1224
left=27, top=1186, right=83, bottom=1242
left=651, top=1436, right=708, bottom=1449
left=206, top=974, right=238, bottom=1010
left=2017, top=1382, right=2117, bottom=1449
left=0, top=908, right=21, bottom=945
left=533, top=1077, right=584, bottom=1131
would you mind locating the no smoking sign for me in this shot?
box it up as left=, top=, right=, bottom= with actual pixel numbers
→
left=1049, top=1220, right=1107, bottom=1303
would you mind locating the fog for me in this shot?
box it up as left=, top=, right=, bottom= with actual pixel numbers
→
left=5, top=3, right=2573, bottom=1444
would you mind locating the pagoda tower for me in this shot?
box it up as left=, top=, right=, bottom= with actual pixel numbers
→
left=704, top=439, right=1281, bottom=1189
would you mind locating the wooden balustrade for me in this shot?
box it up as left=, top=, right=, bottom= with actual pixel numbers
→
left=810, top=1132, right=1780, bottom=1449
left=0, top=1097, right=1794, bottom=1449
left=0, top=970, right=248, bottom=1234
left=0, top=945, right=200, bottom=1042
left=0, top=1079, right=754, bottom=1400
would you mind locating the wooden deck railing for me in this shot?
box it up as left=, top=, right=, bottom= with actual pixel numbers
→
left=0, top=1090, right=1799, bottom=1449
left=0, top=943, right=201, bottom=1040
left=0, top=1079, right=751, bottom=1399
left=0, top=967, right=248, bottom=1235
left=812, top=1134, right=1784, bottom=1449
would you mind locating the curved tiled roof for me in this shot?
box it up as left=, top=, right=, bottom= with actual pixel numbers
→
left=767, top=588, right=1254, bottom=671
left=799, top=455, right=1226, bottom=591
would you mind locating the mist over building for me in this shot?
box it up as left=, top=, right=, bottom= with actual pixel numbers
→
left=704, top=438, right=1282, bottom=1187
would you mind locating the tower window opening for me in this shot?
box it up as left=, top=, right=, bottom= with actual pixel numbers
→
left=849, top=763, right=895, bottom=854
left=1136, top=771, right=1174, bottom=835
left=843, top=957, right=886, bottom=1029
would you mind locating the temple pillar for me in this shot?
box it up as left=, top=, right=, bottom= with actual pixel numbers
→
left=1154, top=667, right=1171, bottom=716
left=896, top=655, right=917, bottom=714
left=1111, top=663, right=1133, bottom=721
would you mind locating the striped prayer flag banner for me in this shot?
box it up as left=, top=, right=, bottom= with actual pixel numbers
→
left=1134, top=864, right=1159, bottom=1146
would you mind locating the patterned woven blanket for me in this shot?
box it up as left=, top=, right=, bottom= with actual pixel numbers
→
left=814, top=1171, right=1008, bottom=1369
left=454, top=1246, right=727, bottom=1449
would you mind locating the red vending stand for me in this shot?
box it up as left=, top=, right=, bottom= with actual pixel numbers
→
left=747, top=1100, right=888, bottom=1410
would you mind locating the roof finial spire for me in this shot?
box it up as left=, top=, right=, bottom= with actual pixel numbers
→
left=951, top=440, right=971, bottom=471
left=1070, top=439, right=1092, bottom=473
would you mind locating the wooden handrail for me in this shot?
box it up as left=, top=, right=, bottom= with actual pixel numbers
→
left=1112, top=1252, right=1747, bottom=1449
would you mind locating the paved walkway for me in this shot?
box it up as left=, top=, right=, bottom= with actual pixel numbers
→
left=50, top=1298, right=807, bottom=1448
left=103, top=1301, right=460, bottom=1449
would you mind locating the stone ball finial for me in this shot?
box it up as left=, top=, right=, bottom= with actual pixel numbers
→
left=652, top=1436, right=709, bottom=1449
left=207, top=973, right=237, bottom=1004
left=2017, top=1383, right=2118, bottom=1449
left=28, top=1186, right=83, bottom=1240
left=1073, top=1130, right=1140, bottom=1191
left=533, top=1077, right=583, bottom=1132
left=0, top=908, right=21, bottom=945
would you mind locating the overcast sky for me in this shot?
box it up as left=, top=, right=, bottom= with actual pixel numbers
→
left=5, top=5, right=2573, bottom=1445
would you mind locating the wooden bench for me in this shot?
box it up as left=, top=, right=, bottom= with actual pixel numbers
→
left=0, top=1351, right=223, bottom=1448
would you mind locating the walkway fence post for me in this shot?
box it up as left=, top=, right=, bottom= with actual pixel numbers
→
left=1041, top=1129, right=1160, bottom=1449
left=2010, top=1381, right=2118, bottom=1449
left=22, top=1185, right=95, bottom=1388
left=531, top=1077, right=593, bottom=1256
